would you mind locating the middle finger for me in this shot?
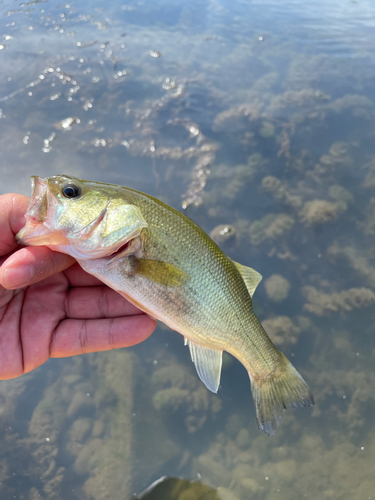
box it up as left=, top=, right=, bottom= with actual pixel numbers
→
left=65, top=286, right=143, bottom=319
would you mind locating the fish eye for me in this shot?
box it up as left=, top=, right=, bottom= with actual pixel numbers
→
left=62, top=183, right=82, bottom=199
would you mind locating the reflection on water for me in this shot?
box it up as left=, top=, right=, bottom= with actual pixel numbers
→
left=1, top=0, right=375, bottom=498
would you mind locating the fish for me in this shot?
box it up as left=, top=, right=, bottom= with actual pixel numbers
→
left=17, top=175, right=314, bottom=435
left=135, top=476, right=221, bottom=500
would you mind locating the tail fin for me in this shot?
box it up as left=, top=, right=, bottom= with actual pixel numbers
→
left=250, top=353, right=314, bottom=435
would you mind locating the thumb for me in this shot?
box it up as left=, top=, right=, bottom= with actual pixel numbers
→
left=0, top=247, right=75, bottom=289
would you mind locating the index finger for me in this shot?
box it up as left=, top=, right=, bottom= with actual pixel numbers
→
left=0, top=193, right=29, bottom=256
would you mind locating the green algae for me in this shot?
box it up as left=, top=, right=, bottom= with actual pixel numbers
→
left=249, top=214, right=295, bottom=245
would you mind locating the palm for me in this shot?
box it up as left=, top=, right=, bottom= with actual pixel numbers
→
left=0, top=262, right=154, bottom=379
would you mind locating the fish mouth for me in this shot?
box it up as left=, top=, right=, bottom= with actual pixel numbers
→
left=16, top=177, right=49, bottom=245
left=16, top=223, right=70, bottom=247
left=24, top=176, right=48, bottom=224
left=16, top=176, right=70, bottom=247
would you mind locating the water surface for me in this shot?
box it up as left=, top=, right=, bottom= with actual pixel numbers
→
left=0, top=0, right=375, bottom=499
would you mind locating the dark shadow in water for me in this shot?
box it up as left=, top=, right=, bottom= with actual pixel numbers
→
left=135, top=476, right=222, bottom=500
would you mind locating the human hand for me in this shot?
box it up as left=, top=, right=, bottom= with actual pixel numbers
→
left=0, top=193, right=156, bottom=380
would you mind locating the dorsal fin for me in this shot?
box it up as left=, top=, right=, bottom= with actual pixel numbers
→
left=231, top=260, right=262, bottom=297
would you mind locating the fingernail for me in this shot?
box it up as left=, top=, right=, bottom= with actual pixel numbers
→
left=3, top=265, right=34, bottom=289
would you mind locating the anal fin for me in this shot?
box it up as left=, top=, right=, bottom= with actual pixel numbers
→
left=186, top=339, right=223, bottom=393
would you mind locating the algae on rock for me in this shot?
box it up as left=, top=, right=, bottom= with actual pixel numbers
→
left=264, top=274, right=291, bottom=302
left=302, top=286, right=375, bottom=316
left=249, top=213, right=295, bottom=245
left=151, top=355, right=222, bottom=434
left=261, top=316, right=302, bottom=346
left=300, top=200, right=338, bottom=226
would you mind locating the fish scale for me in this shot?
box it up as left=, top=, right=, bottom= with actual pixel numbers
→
left=17, top=175, right=314, bottom=434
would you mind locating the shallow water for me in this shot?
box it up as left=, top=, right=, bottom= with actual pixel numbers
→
left=0, top=0, right=375, bottom=499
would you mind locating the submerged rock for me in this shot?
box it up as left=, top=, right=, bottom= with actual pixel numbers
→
left=262, top=316, right=301, bottom=345
left=357, top=196, right=375, bottom=235
left=151, top=359, right=222, bottom=434
left=302, top=286, right=375, bottom=316
left=259, top=121, right=275, bottom=138
left=328, top=94, right=373, bottom=117
left=268, top=88, right=329, bottom=114
left=261, top=175, right=302, bottom=209
left=223, top=155, right=265, bottom=199
left=300, top=200, right=337, bottom=226
left=212, top=105, right=259, bottom=132
left=318, top=141, right=353, bottom=170
left=210, top=225, right=236, bottom=245
left=327, top=244, right=375, bottom=288
left=217, top=486, right=241, bottom=500
left=328, top=184, right=353, bottom=205
left=249, top=213, right=295, bottom=245
left=264, top=274, right=291, bottom=302
left=261, top=175, right=282, bottom=193
left=153, top=387, right=190, bottom=411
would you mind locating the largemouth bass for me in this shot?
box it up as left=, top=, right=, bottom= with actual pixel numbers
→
left=17, top=175, right=313, bottom=434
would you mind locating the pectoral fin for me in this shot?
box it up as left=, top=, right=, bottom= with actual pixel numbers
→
left=231, top=260, right=262, bottom=297
left=186, top=339, right=223, bottom=393
left=135, top=259, right=189, bottom=287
